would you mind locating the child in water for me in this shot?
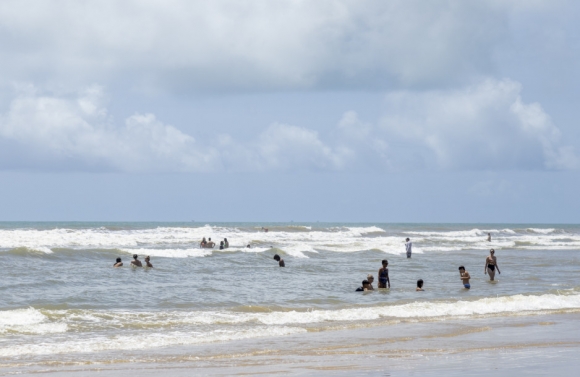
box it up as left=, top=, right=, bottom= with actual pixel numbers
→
left=416, top=279, right=424, bottom=291
left=459, top=266, right=471, bottom=289
left=366, top=274, right=375, bottom=290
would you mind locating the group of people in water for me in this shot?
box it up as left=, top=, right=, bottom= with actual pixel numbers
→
left=200, top=237, right=230, bottom=249
left=113, top=254, right=153, bottom=268
left=110, top=234, right=501, bottom=287
left=356, top=248, right=501, bottom=292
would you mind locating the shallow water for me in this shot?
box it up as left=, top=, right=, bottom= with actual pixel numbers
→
left=1, top=222, right=580, bottom=367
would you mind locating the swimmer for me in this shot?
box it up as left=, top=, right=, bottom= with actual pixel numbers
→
left=247, top=244, right=251, bottom=248
left=273, top=254, right=285, bottom=267
left=131, top=254, right=142, bottom=267
left=416, top=279, right=424, bottom=291
left=144, top=256, right=153, bottom=268
left=200, top=237, right=207, bottom=248
left=113, top=257, right=123, bottom=267
left=207, top=238, right=216, bottom=248
left=487, top=232, right=492, bottom=242
left=262, top=227, right=268, bottom=232
left=223, top=238, right=229, bottom=248
left=356, top=280, right=371, bottom=292
left=405, top=238, right=412, bottom=258
left=484, top=249, right=501, bottom=281
left=219, top=241, right=225, bottom=250
left=378, top=260, right=390, bottom=289
left=459, top=266, right=470, bottom=289
left=366, top=274, right=375, bottom=290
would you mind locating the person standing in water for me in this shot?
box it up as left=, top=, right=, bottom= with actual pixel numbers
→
left=459, top=266, right=470, bottom=289
left=487, top=233, right=492, bottom=242
left=223, top=238, right=229, bottom=249
left=484, top=249, right=501, bottom=281
left=113, top=257, right=123, bottom=267
left=405, top=238, right=412, bottom=258
left=273, top=254, right=285, bottom=267
left=416, top=279, right=424, bottom=291
left=378, top=260, right=390, bottom=289
left=144, top=256, right=153, bottom=268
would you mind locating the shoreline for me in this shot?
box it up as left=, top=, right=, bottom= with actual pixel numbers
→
left=5, top=312, right=580, bottom=376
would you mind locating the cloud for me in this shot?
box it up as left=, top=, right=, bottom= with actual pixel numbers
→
left=0, top=86, right=216, bottom=172
left=0, top=86, right=347, bottom=172
left=379, top=79, right=579, bottom=170
left=0, top=79, right=576, bottom=173
left=0, top=0, right=529, bottom=92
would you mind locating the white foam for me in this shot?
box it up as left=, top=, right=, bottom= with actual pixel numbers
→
left=183, top=292, right=580, bottom=325
left=526, top=228, right=556, bottom=234
left=2, top=292, right=579, bottom=356
left=0, top=308, right=67, bottom=335
left=122, top=248, right=213, bottom=258
left=0, top=225, right=578, bottom=257
left=0, top=326, right=305, bottom=357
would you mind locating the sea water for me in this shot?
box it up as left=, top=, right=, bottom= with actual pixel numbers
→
left=1, top=222, right=580, bottom=369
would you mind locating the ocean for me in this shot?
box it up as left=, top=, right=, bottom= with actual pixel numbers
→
left=1, top=222, right=580, bottom=375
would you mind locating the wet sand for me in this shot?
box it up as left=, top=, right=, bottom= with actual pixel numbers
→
left=6, top=312, right=580, bottom=376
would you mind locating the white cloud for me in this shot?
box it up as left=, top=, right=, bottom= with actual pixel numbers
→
left=257, top=123, right=350, bottom=171
left=0, top=86, right=217, bottom=172
left=379, top=79, right=579, bottom=170
left=0, top=86, right=348, bottom=172
left=0, top=79, right=576, bottom=173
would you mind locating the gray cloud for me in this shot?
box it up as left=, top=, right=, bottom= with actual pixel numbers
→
left=0, top=0, right=528, bottom=93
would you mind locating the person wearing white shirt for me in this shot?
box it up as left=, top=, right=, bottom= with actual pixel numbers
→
left=405, top=238, right=412, bottom=258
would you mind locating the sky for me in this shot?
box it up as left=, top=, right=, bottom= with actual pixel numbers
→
left=0, top=0, right=579, bottom=222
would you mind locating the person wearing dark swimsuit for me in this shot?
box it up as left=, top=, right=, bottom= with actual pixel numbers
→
left=378, top=260, right=390, bottom=289
left=484, top=249, right=501, bottom=281
left=273, top=254, right=285, bottom=267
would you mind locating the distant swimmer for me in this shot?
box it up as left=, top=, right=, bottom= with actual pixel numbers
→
left=273, top=254, right=285, bottom=267
left=487, top=233, right=492, bottom=242
left=262, top=227, right=269, bottom=233
left=459, top=266, right=470, bottom=289
left=223, top=238, right=229, bottom=249
left=144, top=256, right=153, bottom=268
left=113, top=257, right=123, bottom=267
left=247, top=244, right=251, bottom=248
left=219, top=241, right=225, bottom=250
left=131, top=254, right=142, bottom=267
left=207, top=238, right=216, bottom=248
left=378, top=260, right=390, bottom=289
left=484, top=249, right=501, bottom=281
left=200, top=237, right=207, bottom=248
left=356, top=280, right=371, bottom=292
left=416, top=279, right=424, bottom=291
left=367, top=274, right=375, bottom=290
left=405, top=238, right=412, bottom=258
